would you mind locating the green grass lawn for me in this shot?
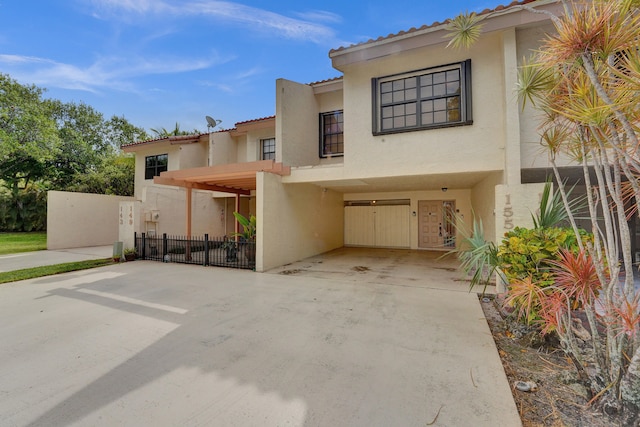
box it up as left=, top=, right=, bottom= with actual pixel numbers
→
left=0, top=258, right=115, bottom=284
left=0, top=232, right=117, bottom=285
left=0, top=232, right=47, bottom=255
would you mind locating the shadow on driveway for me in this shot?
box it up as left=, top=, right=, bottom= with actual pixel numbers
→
left=0, top=261, right=518, bottom=426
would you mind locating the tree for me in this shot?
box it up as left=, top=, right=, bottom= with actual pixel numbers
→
left=448, top=0, right=640, bottom=416
left=67, top=154, right=134, bottom=196
left=0, top=74, right=59, bottom=193
left=0, top=73, right=146, bottom=230
left=106, top=115, right=149, bottom=149
left=47, top=100, right=109, bottom=189
left=150, top=122, right=200, bottom=137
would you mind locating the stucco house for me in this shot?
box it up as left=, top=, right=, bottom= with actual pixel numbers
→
left=123, top=0, right=612, bottom=272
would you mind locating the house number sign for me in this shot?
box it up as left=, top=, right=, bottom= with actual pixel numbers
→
left=119, top=205, right=134, bottom=226
left=503, top=194, right=514, bottom=230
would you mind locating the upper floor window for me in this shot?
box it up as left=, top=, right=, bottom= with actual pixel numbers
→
left=145, top=153, right=168, bottom=179
left=320, top=110, right=344, bottom=157
left=372, top=60, right=472, bottom=135
left=261, top=138, right=276, bottom=160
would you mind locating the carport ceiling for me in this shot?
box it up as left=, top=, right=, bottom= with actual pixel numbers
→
left=312, top=171, right=500, bottom=193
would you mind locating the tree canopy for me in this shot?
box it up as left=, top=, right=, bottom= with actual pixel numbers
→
left=0, top=73, right=150, bottom=230
left=0, top=73, right=148, bottom=196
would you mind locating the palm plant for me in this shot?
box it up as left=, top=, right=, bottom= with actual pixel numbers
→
left=447, top=0, right=640, bottom=411
left=232, top=212, right=256, bottom=241
left=532, top=179, right=586, bottom=229
left=454, top=215, right=504, bottom=295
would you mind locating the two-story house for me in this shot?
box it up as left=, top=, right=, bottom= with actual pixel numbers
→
left=124, top=0, right=590, bottom=273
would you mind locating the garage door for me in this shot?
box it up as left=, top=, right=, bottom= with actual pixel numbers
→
left=344, top=201, right=410, bottom=248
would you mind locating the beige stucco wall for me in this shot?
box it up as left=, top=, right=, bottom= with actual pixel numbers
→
left=516, top=23, right=577, bottom=170
left=494, top=183, right=546, bottom=242
left=138, top=185, right=227, bottom=237
left=344, top=189, right=472, bottom=250
left=209, top=132, right=237, bottom=166
left=130, top=139, right=209, bottom=200
left=131, top=142, right=180, bottom=199
left=257, top=172, right=344, bottom=272
left=178, top=137, right=209, bottom=169
left=341, top=31, right=506, bottom=179
left=47, top=191, right=135, bottom=250
left=246, top=128, right=276, bottom=162
left=470, top=173, right=502, bottom=244
left=276, top=79, right=319, bottom=167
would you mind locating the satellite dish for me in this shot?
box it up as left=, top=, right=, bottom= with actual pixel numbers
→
left=206, top=116, right=222, bottom=130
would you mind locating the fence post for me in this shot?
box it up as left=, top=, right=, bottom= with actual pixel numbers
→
left=204, top=234, right=209, bottom=266
left=163, top=233, right=168, bottom=262
left=141, top=233, right=146, bottom=259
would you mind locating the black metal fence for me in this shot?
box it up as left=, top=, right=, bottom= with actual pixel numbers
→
left=134, top=232, right=255, bottom=270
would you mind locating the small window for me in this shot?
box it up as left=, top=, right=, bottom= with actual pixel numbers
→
left=145, top=154, right=168, bottom=180
left=320, top=110, right=344, bottom=157
left=261, top=138, right=276, bottom=160
left=372, top=60, right=472, bottom=135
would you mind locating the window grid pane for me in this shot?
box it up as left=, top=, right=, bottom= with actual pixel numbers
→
left=321, top=111, right=344, bottom=156
left=380, top=63, right=464, bottom=131
left=261, top=138, right=276, bottom=160
left=144, top=154, right=168, bottom=180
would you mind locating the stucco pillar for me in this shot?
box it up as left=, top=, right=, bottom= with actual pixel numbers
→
left=494, top=183, right=546, bottom=292
left=502, top=28, right=522, bottom=186
left=118, top=201, right=140, bottom=251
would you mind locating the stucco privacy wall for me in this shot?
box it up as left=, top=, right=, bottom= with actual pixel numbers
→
left=257, top=172, right=343, bottom=272
left=47, top=190, right=134, bottom=250
left=276, top=79, right=319, bottom=167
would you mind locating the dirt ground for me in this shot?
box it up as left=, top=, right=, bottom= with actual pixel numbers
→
left=480, top=296, right=639, bottom=427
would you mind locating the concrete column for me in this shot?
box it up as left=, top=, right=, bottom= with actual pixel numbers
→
left=494, top=183, right=546, bottom=292
left=502, top=28, right=522, bottom=186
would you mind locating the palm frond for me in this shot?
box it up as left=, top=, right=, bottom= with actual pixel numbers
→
left=443, top=12, right=485, bottom=49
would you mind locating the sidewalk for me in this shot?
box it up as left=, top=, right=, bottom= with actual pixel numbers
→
left=0, top=246, right=113, bottom=273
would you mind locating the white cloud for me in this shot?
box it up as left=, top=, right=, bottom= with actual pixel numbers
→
left=88, top=0, right=168, bottom=15
left=87, top=0, right=339, bottom=44
left=0, top=52, right=229, bottom=93
left=293, top=10, right=342, bottom=24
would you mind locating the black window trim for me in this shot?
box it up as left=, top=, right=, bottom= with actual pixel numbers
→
left=144, top=153, right=168, bottom=180
left=371, top=59, right=473, bottom=136
left=260, top=137, right=276, bottom=160
left=319, top=110, right=345, bottom=158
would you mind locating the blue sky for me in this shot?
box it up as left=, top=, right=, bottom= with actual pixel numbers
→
left=0, top=0, right=495, bottom=134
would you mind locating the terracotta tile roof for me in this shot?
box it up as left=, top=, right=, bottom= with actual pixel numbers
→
left=329, top=0, right=542, bottom=55
left=234, top=115, right=275, bottom=126
left=308, top=76, right=343, bottom=86
left=122, top=133, right=208, bottom=148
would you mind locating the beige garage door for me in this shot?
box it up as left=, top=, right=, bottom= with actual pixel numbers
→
left=344, top=203, right=410, bottom=248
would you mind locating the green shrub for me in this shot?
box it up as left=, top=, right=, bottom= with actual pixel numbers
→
left=498, top=226, right=591, bottom=287
left=0, top=188, right=47, bottom=232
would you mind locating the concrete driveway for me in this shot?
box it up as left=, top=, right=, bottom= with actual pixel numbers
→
left=0, top=261, right=519, bottom=427
left=267, top=247, right=495, bottom=293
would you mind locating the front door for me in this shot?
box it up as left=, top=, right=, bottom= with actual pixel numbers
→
left=418, top=200, right=456, bottom=249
